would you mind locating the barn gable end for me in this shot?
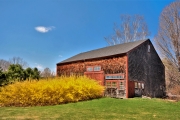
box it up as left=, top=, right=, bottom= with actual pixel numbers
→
left=128, top=40, right=165, bottom=97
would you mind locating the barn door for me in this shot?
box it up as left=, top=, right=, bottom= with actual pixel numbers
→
left=134, top=82, right=144, bottom=97
left=84, top=66, right=104, bottom=86
left=104, top=74, right=126, bottom=98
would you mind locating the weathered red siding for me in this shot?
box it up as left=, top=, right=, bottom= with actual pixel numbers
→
left=57, top=55, right=127, bottom=76
left=126, top=55, right=129, bottom=98
left=128, top=81, right=135, bottom=98
left=57, top=55, right=130, bottom=98
left=84, top=71, right=105, bottom=86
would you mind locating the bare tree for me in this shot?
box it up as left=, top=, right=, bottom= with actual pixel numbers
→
left=155, top=1, right=180, bottom=88
left=105, top=14, right=150, bottom=45
left=163, top=59, right=180, bottom=88
left=41, top=67, right=52, bottom=78
left=9, top=57, right=28, bottom=68
left=0, top=59, right=11, bottom=71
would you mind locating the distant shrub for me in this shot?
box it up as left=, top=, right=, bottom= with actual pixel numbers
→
left=0, top=76, right=104, bottom=107
left=168, top=85, right=180, bottom=101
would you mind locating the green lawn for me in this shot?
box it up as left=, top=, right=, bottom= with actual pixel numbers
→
left=0, top=97, right=179, bottom=120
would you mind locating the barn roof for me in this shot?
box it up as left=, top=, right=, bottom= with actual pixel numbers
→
left=57, top=39, right=149, bottom=64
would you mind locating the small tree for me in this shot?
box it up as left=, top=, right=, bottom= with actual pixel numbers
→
left=105, top=14, right=150, bottom=45
left=41, top=68, right=52, bottom=79
left=0, top=59, right=10, bottom=71
left=7, top=64, right=25, bottom=82
left=25, top=67, right=33, bottom=80
left=0, top=67, right=7, bottom=86
left=32, top=67, right=40, bottom=80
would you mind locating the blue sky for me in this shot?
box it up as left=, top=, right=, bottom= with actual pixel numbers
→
left=0, top=0, right=174, bottom=72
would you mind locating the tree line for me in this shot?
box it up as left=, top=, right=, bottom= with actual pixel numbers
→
left=0, top=57, right=54, bottom=86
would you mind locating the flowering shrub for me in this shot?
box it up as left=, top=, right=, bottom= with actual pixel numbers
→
left=0, top=76, right=104, bottom=107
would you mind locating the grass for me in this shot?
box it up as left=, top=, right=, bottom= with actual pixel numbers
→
left=0, top=97, right=180, bottom=120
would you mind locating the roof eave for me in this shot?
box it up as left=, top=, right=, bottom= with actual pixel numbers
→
left=57, top=53, right=127, bottom=65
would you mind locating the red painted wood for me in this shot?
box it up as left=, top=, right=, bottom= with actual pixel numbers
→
left=57, top=56, right=126, bottom=76
left=128, top=81, right=135, bottom=98
left=84, top=71, right=105, bottom=86
left=126, top=55, right=129, bottom=98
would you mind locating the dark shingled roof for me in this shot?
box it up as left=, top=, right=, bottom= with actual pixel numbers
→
left=57, top=39, right=148, bottom=64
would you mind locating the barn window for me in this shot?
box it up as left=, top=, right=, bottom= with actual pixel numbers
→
left=87, top=67, right=93, bottom=71
left=94, top=66, right=101, bottom=71
left=138, top=83, right=141, bottom=88
left=106, top=82, right=111, bottom=87
left=148, top=45, right=150, bottom=52
left=105, top=76, right=111, bottom=79
left=142, top=83, right=144, bottom=89
left=105, top=75, right=124, bottom=79
left=135, top=82, right=138, bottom=88
left=120, top=82, right=124, bottom=90
left=119, top=76, right=124, bottom=79
left=112, top=82, right=117, bottom=87
left=105, top=76, right=108, bottom=79
left=113, top=76, right=118, bottom=79
left=135, top=82, right=144, bottom=89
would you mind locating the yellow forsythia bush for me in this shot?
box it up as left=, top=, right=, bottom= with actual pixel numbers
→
left=0, top=76, right=104, bottom=107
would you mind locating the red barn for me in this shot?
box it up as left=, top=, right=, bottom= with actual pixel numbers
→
left=57, top=39, right=165, bottom=98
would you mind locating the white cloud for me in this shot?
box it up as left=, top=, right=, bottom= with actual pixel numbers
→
left=34, top=63, right=44, bottom=70
left=58, top=55, right=63, bottom=58
left=35, top=26, right=55, bottom=33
